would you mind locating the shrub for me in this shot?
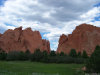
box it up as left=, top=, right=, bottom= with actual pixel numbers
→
left=6, top=51, right=20, bottom=60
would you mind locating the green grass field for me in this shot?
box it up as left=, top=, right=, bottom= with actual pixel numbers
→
left=0, top=61, right=84, bottom=75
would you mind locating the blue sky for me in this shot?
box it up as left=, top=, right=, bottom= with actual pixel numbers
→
left=0, top=0, right=4, bottom=5
left=0, top=0, right=6, bottom=6
left=0, top=0, right=100, bottom=50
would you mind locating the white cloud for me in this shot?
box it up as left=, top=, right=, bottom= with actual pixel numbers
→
left=0, top=0, right=100, bottom=50
left=80, top=7, right=100, bottom=21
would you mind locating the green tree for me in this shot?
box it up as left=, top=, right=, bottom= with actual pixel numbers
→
left=82, top=50, right=88, bottom=58
left=42, top=51, right=48, bottom=62
left=31, top=49, right=43, bottom=62
left=6, top=51, right=20, bottom=60
left=69, top=49, right=77, bottom=58
left=0, top=48, right=7, bottom=60
left=86, top=45, right=100, bottom=73
left=18, top=51, right=26, bottom=60
left=77, top=52, right=81, bottom=58
left=59, top=52, right=65, bottom=56
left=25, top=49, right=31, bottom=60
left=25, top=49, right=30, bottom=54
left=50, top=51, right=56, bottom=56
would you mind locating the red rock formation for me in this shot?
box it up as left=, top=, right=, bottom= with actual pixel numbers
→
left=0, top=33, right=2, bottom=37
left=0, top=27, right=50, bottom=53
left=57, top=24, right=100, bottom=55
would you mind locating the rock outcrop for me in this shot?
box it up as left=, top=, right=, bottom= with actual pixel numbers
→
left=57, top=24, right=100, bottom=55
left=0, top=27, right=50, bottom=53
left=0, top=33, right=2, bottom=37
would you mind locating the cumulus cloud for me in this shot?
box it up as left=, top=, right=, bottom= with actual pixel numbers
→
left=0, top=0, right=100, bottom=50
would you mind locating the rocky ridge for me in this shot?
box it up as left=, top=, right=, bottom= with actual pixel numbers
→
left=57, top=24, right=100, bottom=55
left=0, top=27, right=50, bottom=53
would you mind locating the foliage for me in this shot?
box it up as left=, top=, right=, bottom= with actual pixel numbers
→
left=69, top=49, right=77, bottom=58
left=18, top=51, right=27, bottom=60
left=86, top=45, right=100, bottom=73
left=6, top=51, right=27, bottom=61
left=77, top=52, right=82, bottom=58
left=6, top=51, right=20, bottom=60
left=59, top=51, right=65, bottom=56
left=25, top=49, right=31, bottom=60
left=41, top=50, right=48, bottom=62
left=50, top=51, right=56, bottom=56
left=0, top=48, right=88, bottom=64
left=31, top=49, right=43, bottom=62
left=0, top=48, right=7, bottom=60
left=82, top=50, right=88, bottom=58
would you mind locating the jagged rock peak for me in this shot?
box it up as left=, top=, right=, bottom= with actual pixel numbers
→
left=0, top=33, right=2, bottom=37
left=57, top=23, right=100, bottom=55
left=59, top=34, right=68, bottom=45
left=73, top=23, right=98, bottom=34
left=14, top=26, right=22, bottom=31
left=24, top=27, right=32, bottom=31
left=0, top=27, right=50, bottom=53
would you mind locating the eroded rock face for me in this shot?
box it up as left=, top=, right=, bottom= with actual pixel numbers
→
left=0, top=33, right=2, bottom=37
left=0, top=27, right=50, bottom=53
left=57, top=24, right=100, bottom=55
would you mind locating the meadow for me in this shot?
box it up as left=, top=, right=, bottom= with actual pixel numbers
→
left=0, top=61, right=84, bottom=75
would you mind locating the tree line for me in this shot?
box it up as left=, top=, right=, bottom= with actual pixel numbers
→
left=0, top=48, right=88, bottom=64
left=0, top=46, right=100, bottom=73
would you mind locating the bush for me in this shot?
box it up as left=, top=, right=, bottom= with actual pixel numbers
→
left=0, top=48, right=86, bottom=64
left=74, top=58, right=84, bottom=64
left=6, top=51, right=20, bottom=61
left=6, top=51, right=26, bottom=61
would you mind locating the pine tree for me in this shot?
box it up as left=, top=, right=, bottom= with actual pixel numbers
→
left=82, top=50, right=88, bottom=58
left=0, top=48, right=7, bottom=60
left=25, top=49, right=31, bottom=60
left=86, top=45, right=100, bottom=73
left=50, top=51, right=56, bottom=56
left=69, top=49, right=77, bottom=58
left=31, top=49, right=42, bottom=62
left=77, top=52, right=81, bottom=58
left=59, top=52, right=65, bottom=56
